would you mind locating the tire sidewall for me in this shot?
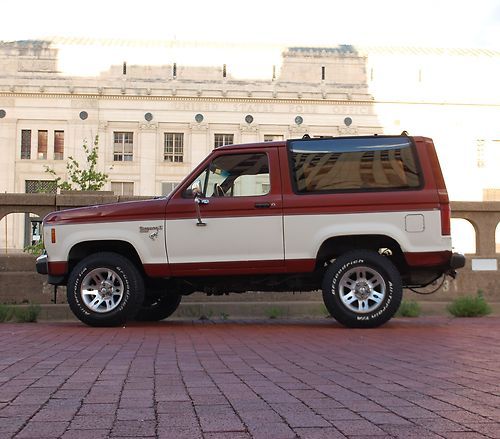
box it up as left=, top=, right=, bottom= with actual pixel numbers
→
left=135, top=293, right=182, bottom=321
left=67, top=253, right=144, bottom=327
left=323, top=251, right=402, bottom=328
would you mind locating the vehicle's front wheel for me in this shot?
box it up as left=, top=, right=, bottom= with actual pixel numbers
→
left=67, top=252, right=144, bottom=327
left=135, top=293, right=182, bottom=321
left=322, top=250, right=402, bottom=328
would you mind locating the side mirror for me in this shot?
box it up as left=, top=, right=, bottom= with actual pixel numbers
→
left=185, top=180, right=202, bottom=198
left=191, top=180, right=202, bottom=196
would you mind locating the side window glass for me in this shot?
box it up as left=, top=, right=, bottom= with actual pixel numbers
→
left=184, top=153, right=270, bottom=198
left=207, top=153, right=270, bottom=197
left=231, top=174, right=270, bottom=197
left=289, top=136, right=421, bottom=193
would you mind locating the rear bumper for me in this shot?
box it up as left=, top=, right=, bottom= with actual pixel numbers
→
left=447, top=252, right=466, bottom=279
left=403, top=251, right=465, bottom=284
left=450, top=252, right=466, bottom=270
left=405, top=251, right=465, bottom=271
left=404, top=250, right=464, bottom=269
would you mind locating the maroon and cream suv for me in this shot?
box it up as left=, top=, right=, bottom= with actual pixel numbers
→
left=37, top=134, right=465, bottom=328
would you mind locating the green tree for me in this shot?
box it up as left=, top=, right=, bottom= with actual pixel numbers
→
left=45, top=135, right=108, bottom=191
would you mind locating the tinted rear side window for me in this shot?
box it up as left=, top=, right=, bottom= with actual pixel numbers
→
left=289, top=136, right=421, bottom=193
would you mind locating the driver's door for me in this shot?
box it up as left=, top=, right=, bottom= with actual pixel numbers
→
left=165, top=148, right=284, bottom=276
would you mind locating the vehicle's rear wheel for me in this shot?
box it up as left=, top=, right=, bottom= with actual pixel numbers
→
left=67, top=252, right=144, bottom=327
left=322, top=250, right=402, bottom=328
left=135, top=293, right=182, bottom=321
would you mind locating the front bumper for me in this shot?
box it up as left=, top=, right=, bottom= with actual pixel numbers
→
left=35, top=253, right=66, bottom=285
left=36, top=253, right=48, bottom=275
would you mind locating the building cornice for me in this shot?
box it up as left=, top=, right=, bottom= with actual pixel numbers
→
left=1, top=91, right=499, bottom=108
left=0, top=91, right=373, bottom=106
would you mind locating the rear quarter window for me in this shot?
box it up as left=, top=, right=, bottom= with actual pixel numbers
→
left=288, top=136, right=422, bottom=193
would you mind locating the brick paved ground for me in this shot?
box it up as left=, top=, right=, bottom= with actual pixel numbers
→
left=0, top=317, right=499, bottom=439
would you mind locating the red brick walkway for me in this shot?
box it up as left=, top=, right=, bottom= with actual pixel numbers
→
left=0, top=317, right=499, bottom=438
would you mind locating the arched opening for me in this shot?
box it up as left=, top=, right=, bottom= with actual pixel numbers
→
left=496, top=222, right=500, bottom=254
left=0, top=212, right=43, bottom=253
left=451, top=218, right=476, bottom=254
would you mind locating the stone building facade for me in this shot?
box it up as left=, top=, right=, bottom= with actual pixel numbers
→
left=0, top=39, right=499, bottom=249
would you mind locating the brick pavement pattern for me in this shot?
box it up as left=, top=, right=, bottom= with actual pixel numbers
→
left=0, top=317, right=499, bottom=439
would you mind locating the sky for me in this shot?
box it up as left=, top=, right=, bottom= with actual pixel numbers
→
left=1, top=0, right=500, bottom=76
left=2, top=0, right=500, bottom=47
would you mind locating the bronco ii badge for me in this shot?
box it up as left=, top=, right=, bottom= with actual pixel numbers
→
left=139, top=225, right=163, bottom=240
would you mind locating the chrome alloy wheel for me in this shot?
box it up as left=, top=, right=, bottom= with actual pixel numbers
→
left=81, top=267, right=124, bottom=313
left=338, top=266, right=386, bottom=314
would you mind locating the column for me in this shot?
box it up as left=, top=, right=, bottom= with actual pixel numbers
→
left=190, top=123, right=209, bottom=169
left=0, top=118, right=16, bottom=192
left=240, top=124, right=259, bottom=144
left=138, top=122, right=158, bottom=195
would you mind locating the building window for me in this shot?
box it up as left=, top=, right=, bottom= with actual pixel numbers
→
left=37, top=130, right=48, bottom=160
left=113, top=131, right=133, bottom=161
left=54, top=130, right=64, bottom=160
left=161, top=181, right=179, bottom=195
left=264, top=135, right=284, bottom=142
left=476, top=139, right=485, bottom=168
left=111, top=181, right=134, bottom=196
left=214, top=133, right=234, bottom=148
left=21, top=129, right=31, bottom=159
left=164, top=133, right=184, bottom=163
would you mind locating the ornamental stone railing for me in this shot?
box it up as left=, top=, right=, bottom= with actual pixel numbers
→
left=0, top=194, right=498, bottom=305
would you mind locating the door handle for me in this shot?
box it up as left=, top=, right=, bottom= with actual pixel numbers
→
left=255, top=202, right=271, bottom=208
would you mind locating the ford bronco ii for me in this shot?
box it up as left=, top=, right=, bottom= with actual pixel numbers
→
left=37, top=134, right=465, bottom=328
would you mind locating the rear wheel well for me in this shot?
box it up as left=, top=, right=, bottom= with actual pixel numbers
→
left=316, top=235, right=407, bottom=273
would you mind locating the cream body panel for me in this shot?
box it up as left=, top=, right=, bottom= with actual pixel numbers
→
left=44, top=220, right=167, bottom=264
left=166, top=215, right=284, bottom=264
left=44, top=210, right=452, bottom=267
left=284, top=210, right=452, bottom=260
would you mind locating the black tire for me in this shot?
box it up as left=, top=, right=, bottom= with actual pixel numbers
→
left=67, top=252, right=145, bottom=327
left=135, top=293, right=182, bottom=321
left=322, top=250, right=402, bottom=328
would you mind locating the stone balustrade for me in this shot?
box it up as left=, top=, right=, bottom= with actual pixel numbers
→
left=0, top=194, right=498, bottom=304
left=451, top=201, right=500, bottom=257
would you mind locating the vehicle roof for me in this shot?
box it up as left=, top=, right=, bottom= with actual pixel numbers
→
left=216, top=134, right=423, bottom=152
left=216, top=141, right=287, bottom=151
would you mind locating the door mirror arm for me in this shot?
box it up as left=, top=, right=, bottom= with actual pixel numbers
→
left=194, top=195, right=209, bottom=226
